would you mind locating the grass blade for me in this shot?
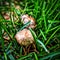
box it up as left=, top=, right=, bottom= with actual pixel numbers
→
left=18, top=52, right=34, bottom=60
left=40, top=51, right=60, bottom=60
left=5, top=42, right=12, bottom=52
left=19, top=21, right=31, bottom=31
left=37, top=39, right=49, bottom=53
left=8, top=54, right=15, bottom=60
left=48, top=5, right=59, bottom=18
left=45, top=27, right=60, bottom=45
left=40, top=29, right=47, bottom=40
left=29, top=28, right=49, bottom=53
left=46, top=0, right=57, bottom=15
left=54, top=12, right=60, bottom=20
left=46, top=25, right=60, bottom=33
left=42, top=1, right=47, bottom=30
left=4, top=53, right=7, bottom=60
left=34, top=52, right=38, bottom=60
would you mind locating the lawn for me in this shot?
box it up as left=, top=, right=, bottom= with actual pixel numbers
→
left=0, top=0, right=60, bottom=60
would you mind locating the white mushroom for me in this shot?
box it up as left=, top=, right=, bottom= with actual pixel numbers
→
left=15, top=29, right=34, bottom=46
left=21, top=14, right=36, bottom=29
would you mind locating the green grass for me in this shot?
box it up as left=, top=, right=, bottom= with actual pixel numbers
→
left=0, top=0, right=60, bottom=60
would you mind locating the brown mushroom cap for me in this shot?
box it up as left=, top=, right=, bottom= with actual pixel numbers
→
left=15, top=29, right=34, bottom=46
left=21, top=14, right=36, bottom=29
left=2, top=12, right=10, bottom=20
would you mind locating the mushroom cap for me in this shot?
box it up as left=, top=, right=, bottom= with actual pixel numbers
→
left=2, top=12, right=10, bottom=20
left=15, top=29, right=34, bottom=46
left=21, top=14, right=36, bottom=29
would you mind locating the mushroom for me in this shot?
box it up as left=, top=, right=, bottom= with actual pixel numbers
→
left=15, top=14, right=38, bottom=55
left=15, top=5, right=21, bottom=10
left=21, top=14, right=36, bottom=29
left=2, top=12, right=10, bottom=20
left=15, top=29, right=34, bottom=46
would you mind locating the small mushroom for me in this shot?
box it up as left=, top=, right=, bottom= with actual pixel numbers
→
left=15, top=5, right=21, bottom=10
left=21, top=14, right=36, bottom=29
left=3, top=32, right=10, bottom=40
left=15, top=29, right=34, bottom=46
left=2, top=12, right=10, bottom=20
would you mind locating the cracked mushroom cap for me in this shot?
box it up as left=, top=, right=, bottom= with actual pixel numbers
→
left=21, top=14, right=36, bottom=29
left=15, top=29, right=34, bottom=46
